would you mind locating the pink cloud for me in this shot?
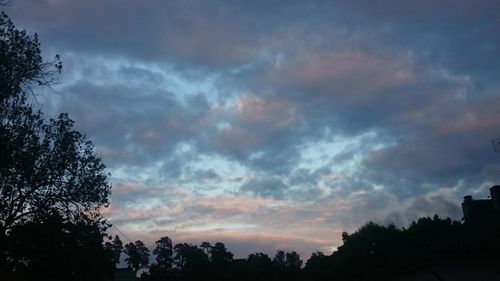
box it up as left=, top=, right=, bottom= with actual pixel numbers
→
left=271, top=51, right=417, bottom=103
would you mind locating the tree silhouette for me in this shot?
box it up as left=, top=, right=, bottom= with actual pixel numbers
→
left=174, top=243, right=208, bottom=268
left=0, top=12, right=61, bottom=103
left=153, top=236, right=174, bottom=269
left=210, top=242, right=233, bottom=265
left=128, top=214, right=500, bottom=281
left=124, top=240, right=150, bottom=271
left=244, top=252, right=274, bottom=281
left=105, top=235, right=123, bottom=265
left=0, top=101, right=111, bottom=233
left=0, top=10, right=110, bottom=234
left=0, top=8, right=112, bottom=280
left=247, top=252, right=272, bottom=265
left=303, top=251, right=327, bottom=281
left=285, top=251, right=302, bottom=269
left=173, top=243, right=208, bottom=281
left=200, top=241, right=211, bottom=257
left=3, top=213, right=114, bottom=281
left=0, top=100, right=111, bottom=230
left=273, top=250, right=286, bottom=267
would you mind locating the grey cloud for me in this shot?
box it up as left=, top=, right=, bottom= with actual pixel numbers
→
left=35, top=62, right=215, bottom=169
left=8, top=0, right=270, bottom=69
left=110, top=182, right=182, bottom=209
left=8, top=0, right=500, bottom=81
left=332, top=0, right=500, bottom=83
left=381, top=195, right=463, bottom=227
left=7, top=0, right=500, bottom=257
left=188, top=168, right=220, bottom=181
left=160, top=149, right=198, bottom=182
left=289, top=167, right=331, bottom=188
left=240, top=177, right=288, bottom=200
left=288, top=187, right=325, bottom=203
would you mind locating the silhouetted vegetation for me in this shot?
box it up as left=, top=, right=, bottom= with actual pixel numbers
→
left=2, top=213, right=114, bottom=281
left=118, top=215, right=499, bottom=281
left=1, top=8, right=113, bottom=281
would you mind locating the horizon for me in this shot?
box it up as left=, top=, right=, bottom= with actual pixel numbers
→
left=4, top=0, right=500, bottom=260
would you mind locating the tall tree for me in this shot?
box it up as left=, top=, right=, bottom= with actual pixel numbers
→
left=285, top=251, right=302, bottom=269
left=200, top=241, right=211, bottom=257
left=0, top=102, right=111, bottom=232
left=124, top=240, right=150, bottom=271
left=210, top=242, right=233, bottom=265
left=273, top=250, right=286, bottom=267
left=0, top=8, right=112, bottom=280
left=105, top=235, right=123, bottom=265
left=153, top=236, right=173, bottom=269
left=4, top=213, right=114, bottom=281
left=173, top=243, right=207, bottom=269
left=174, top=243, right=208, bottom=281
left=0, top=11, right=110, bottom=235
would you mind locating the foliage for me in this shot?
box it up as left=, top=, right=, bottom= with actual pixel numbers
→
left=153, top=236, right=174, bottom=269
left=124, top=240, right=150, bottom=271
left=302, top=215, right=500, bottom=281
left=0, top=12, right=61, bottom=103
left=105, top=235, right=123, bottom=265
left=0, top=8, right=110, bottom=234
left=134, top=215, right=500, bottom=281
left=210, top=242, right=233, bottom=265
left=0, top=98, right=111, bottom=232
left=0, top=8, right=112, bottom=280
left=2, top=213, right=114, bottom=281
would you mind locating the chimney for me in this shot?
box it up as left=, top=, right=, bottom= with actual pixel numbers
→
left=462, top=195, right=473, bottom=222
left=490, top=185, right=500, bottom=214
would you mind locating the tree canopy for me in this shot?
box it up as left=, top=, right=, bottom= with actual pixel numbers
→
left=0, top=7, right=113, bottom=280
left=0, top=10, right=110, bottom=234
left=124, top=240, right=151, bottom=271
left=0, top=11, right=61, bottom=103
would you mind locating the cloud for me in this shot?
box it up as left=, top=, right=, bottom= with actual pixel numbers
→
left=8, top=0, right=266, bottom=68
left=8, top=0, right=500, bottom=259
left=240, top=177, right=289, bottom=200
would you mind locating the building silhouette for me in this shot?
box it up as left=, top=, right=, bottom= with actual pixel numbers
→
left=462, top=185, right=500, bottom=223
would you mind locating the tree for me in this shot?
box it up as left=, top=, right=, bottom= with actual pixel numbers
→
left=3, top=213, right=114, bottom=281
left=105, top=235, right=123, bottom=265
left=0, top=11, right=110, bottom=235
left=245, top=252, right=274, bottom=281
left=124, top=240, right=150, bottom=271
left=200, top=241, right=211, bottom=257
left=153, top=236, right=174, bottom=269
left=247, top=252, right=272, bottom=265
left=173, top=243, right=207, bottom=269
left=285, top=251, right=302, bottom=269
left=273, top=250, right=286, bottom=267
left=0, top=102, right=111, bottom=233
left=210, top=242, right=233, bottom=265
left=0, top=11, right=61, bottom=103
left=0, top=9, right=112, bottom=280
left=173, top=243, right=209, bottom=281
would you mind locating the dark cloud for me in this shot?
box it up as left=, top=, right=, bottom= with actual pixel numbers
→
left=8, top=0, right=270, bottom=68
left=240, top=177, right=289, bottom=200
left=289, top=167, right=331, bottom=188
left=8, top=0, right=500, bottom=82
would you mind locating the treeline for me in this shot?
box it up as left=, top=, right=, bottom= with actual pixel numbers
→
left=107, top=236, right=302, bottom=281
left=107, top=215, right=500, bottom=281
left=303, top=215, right=500, bottom=281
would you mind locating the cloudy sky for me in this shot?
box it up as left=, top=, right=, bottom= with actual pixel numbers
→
left=6, top=0, right=500, bottom=259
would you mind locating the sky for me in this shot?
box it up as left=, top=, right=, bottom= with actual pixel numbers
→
left=5, top=0, right=500, bottom=259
